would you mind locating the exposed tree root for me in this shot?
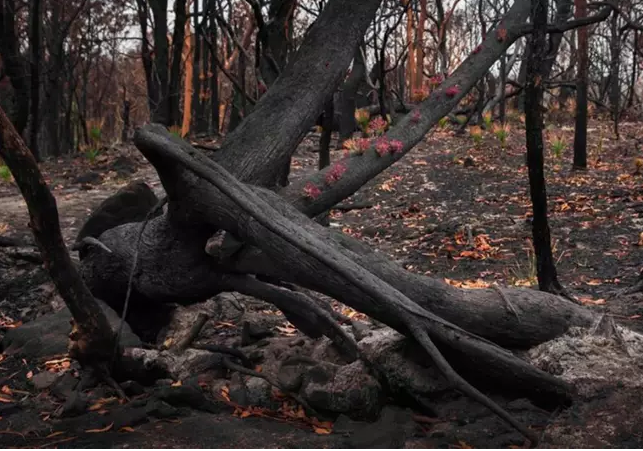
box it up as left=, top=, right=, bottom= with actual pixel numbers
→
left=222, top=356, right=319, bottom=417
left=220, top=275, right=358, bottom=360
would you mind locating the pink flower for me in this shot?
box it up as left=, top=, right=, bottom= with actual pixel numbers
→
left=357, top=138, right=371, bottom=153
left=325, top=163, right=347, bottom=185
left=368, top=116, right=388, bottom=136
left=375, top=137, right=391, bottom=156
left=473, top=44, right=482, bottom=54
left=411, top=109, right=422, bottom=124
left=429, top=75, right=444, bottom=87
left=389, top=140, right=404, bottom=153
left=304, top=182, right=322, bottom=199
left=446, top=85, right=460, bottom=98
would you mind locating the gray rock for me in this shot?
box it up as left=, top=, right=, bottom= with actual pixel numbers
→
left=32, top=371, right=62, bottom=390
left=1, top=299, right=141, bottom=359
left=301, top=361, right=383, bottom=420
left=50, top=372, right=79, bottom=400
left=57, top=391, right=87, bottom=418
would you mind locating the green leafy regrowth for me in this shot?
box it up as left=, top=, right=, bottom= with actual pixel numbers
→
left=469, top=125, right=483, bottom=148
left=0, top=164, right=12, bottom=182
left=550, top=135, right=567, bottom=159
left=438, top=116, right=450, bottom=129
left=492, top=123, right=510, bottom=148
left=85, top=147, right=100, bottom=163
left=482, top=112, right=493, bottom=129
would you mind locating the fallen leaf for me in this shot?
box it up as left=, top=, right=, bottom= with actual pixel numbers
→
left=85, top=422, right=114, bottom=433
left=119, top=426, right=135, bottom=432
left=0, top=394, right=14, bottom=403
left=171, top=380, right=182, bottom=387
left=314, top=426, right=332, bottom=435
left=46, top=431, right=66, bottom=438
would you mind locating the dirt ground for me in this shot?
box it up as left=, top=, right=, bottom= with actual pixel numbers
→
left=2, top=118, right=643, bottom=448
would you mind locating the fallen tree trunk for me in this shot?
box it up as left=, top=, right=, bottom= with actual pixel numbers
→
left=80, top=127, right=585, bottom=407
left=73, top=0, right=611, bottom=441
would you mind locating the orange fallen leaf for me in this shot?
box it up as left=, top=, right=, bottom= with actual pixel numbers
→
left=1, top=385, right=12, bottom=395
left=26, top=371, right=33, bottom=379
left=85, top=422, right=113, bottom=433
left=171, top=380, right=182, bottom=387
left=119, top=426, right=135, bottom=432
left=0, top=395, right=14, bottom=403
left=413, top=160, right=428, bottom=165
left=240, top=410, right=252, bottom=418
left=46, top=431, right=65, bottom=438
left=314, top=426, right=332, bottom=435
left=88, top=397, right=117, bottom=411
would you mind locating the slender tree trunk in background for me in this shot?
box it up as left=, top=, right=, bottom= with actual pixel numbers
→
left=29, top=0, right=41, bottom=161
left=525, top=0, right=565, bottom=294
left=169, top=0, right=188, bottom=127
left=436, top=0, right=447, bottom=75
left=121, top=98, right=130, bottom=142
left=192, top=0, right=204, bottom=133
left=405, top=0, right=416, bottom=97
left=573, top=0, right=588, bottom=169
left=148, top=0, right=171, bottom=125
left=338, top=46, right=366, bottom=147
left=182, top=16, right=193, bottom=137
left=608, top=9, right=620, bottom=139
left=208, top=8, right=219, bottom=134
left=317, top=96, right=334, bottom=227
left=319, top=97, right=334, bottom=170
left=0, top=0, right=30, bottom=137
left=628, top=31, right=638, bottom=109
left=499, top=53, right=507, bottom=123
left=415, top=0, right=427, bottom=92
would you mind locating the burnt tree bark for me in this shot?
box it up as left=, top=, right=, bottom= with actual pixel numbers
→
left=0, top=0, right=30, bottom=137
left=573, top=0, right=589, bottom=169
left=0, top=105, right=116, bottom=364
left=525, top=0, right=566, bottom=294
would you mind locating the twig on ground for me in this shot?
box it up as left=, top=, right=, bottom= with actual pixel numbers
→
left=112, top=196, right=168, bottom=368
left=175, top=313, right=210, bottom=352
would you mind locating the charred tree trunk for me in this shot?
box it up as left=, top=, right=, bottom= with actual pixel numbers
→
left=0, top=0, right=30, bottom=137
left=573, top=0, right=588, bottom=169
left=28, top=0, right=41, bottom=160
left=608, top=9, right=620, bottom=139
left=208, top=8, right=219, bottom=134
left=337, top=45, right=367, bottom=148
left=169, top=0, right=188, bottom=127
left=525, top=0, right=565, bottom=294
left=192, top=1, right=204, bottom=134
left=0, top=106, right=116, bottom=364
left=76, top=0, right=602, bottom=439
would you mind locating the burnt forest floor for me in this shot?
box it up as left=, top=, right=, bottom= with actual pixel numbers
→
left=1, top=116, right=643, bottom=448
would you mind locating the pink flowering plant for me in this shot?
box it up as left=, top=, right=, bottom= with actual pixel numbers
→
left=325, top=162, right=347, bottom=185
left=304, top=182, right=322, bottom=199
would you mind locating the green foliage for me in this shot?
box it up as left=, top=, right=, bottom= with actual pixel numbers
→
left=550, top=135, right=567, bottom=159
left=438, top=116, right=450, bottom=129
left=89, top=126, right=102, bottom=143
left=0, top=164, right=12, bottom=183
left=85, top=147, right=100, bottom=163
left=482, top=112, right=493, bottom=129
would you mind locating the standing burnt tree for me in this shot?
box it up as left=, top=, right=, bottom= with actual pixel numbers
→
left=0, top=0, right=620, bottom=444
